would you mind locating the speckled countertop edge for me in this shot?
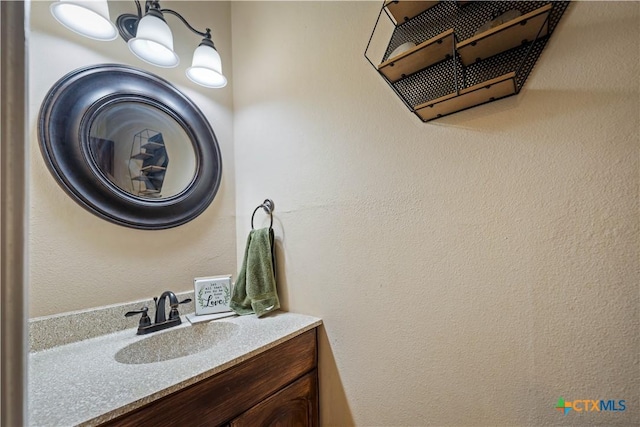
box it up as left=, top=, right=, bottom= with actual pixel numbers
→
left=29, top=311, right=322, bottom=427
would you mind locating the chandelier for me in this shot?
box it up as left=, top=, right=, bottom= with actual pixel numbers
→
left=50, top=0, right=227, bottom=88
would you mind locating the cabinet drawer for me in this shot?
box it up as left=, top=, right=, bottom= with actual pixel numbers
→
left=230, top=371, right=318, bottom=427
left=103, top=329, right=317, bottom=427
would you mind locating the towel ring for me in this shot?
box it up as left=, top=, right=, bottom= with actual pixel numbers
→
left=251, top=199, right=274, bottom=230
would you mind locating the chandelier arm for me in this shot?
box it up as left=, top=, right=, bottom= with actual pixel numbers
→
left=159, top=8, right=211, bottom=39
left=134, top=0, right=142, bottom=18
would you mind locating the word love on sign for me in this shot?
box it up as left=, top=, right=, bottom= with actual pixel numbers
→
left=194, top=275, right=232, bottom=315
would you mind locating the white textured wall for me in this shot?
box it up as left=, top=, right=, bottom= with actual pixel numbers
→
left=232, top=2, right=639, bottom=426
left=28, top=1, right=236, bottom=317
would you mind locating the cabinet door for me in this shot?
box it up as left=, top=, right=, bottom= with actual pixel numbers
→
left=231, top=370, right=318, bottom=427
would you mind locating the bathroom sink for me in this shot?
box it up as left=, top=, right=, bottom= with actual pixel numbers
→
left=115, top=321, right=239, bottom=364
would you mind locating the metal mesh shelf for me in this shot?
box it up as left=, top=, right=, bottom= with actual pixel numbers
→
left=365, top=0, right=570, bottom=122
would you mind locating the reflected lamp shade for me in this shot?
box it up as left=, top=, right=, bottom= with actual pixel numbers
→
left=50, top=0, right=117, bottom=41
left=186, top=42, right=227, bottom=88
left=128, top=11, right=179, bottom=68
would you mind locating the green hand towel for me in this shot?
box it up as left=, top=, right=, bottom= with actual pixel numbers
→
left=230, top=228, right=280, bottom=317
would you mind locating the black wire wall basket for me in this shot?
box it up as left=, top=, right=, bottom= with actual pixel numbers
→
left=364, top=1, right=570, bottom=122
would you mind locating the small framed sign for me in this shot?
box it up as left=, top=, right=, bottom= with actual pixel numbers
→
left=194, top=275, right=233, bottom=315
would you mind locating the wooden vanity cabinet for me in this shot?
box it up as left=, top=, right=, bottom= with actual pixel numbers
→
left=102, top=328, right=318, bottom=427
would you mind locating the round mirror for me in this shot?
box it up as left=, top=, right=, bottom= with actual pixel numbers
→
left=38, top=64, right=222, bottom=229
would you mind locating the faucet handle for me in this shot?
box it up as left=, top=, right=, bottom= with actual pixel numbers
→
left=168, top=298, right=192, bottom=320
left=125, top=306, right=151, bottom=328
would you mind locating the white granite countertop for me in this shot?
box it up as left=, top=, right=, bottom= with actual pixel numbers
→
left=29, top=311, right=321, bottom=427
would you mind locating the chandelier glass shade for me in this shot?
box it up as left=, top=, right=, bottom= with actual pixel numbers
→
left=186, top=41, right=227, bottom=88
left=127, top=11, right=179, bottom=68
left=50, top=0, right=118, bottom=41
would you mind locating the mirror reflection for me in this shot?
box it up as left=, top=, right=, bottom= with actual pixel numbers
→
left=89, top=102, right=197, bottom=199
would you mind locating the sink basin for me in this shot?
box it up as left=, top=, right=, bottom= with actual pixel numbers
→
left=115, top=321, right=239, bottom=364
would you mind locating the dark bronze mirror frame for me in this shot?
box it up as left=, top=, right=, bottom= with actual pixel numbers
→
left=38, top=64, right=222, bottom=230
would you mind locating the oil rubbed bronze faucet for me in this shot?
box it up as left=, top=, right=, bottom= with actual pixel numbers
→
left=125, top=291, right=192, bottom=335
